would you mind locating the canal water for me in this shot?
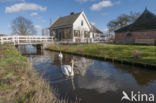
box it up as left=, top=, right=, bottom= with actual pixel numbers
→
left=18, top=45, right=156, bottom=103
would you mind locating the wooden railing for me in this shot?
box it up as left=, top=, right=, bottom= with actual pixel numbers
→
left=0, top=35, right=54, bottom=45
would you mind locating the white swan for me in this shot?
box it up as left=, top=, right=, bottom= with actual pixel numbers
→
left=58, top=52, right=63, bottom=59
left=61, top=59, right=74, bottom=77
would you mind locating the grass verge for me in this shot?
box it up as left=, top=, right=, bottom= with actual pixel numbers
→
left=0, top=44, right=66, bottom=103
left=47, top=43, right=156, bottom=68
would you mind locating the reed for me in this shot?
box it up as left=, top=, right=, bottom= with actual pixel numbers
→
left=0, top=44, right=69, bottom=103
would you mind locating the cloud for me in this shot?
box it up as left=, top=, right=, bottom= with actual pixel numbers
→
left=30, top=12, right=38, bottom=16
left=91, top=0, right=113, bottom=11
left=76, top=0, right=95, bottom=3
left=5, top=3, right=47, bottom=13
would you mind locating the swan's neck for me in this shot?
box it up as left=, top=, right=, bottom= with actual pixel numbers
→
left=71, top=62, right=74, bottom=73
left=60, top=59, right=62, bottom=65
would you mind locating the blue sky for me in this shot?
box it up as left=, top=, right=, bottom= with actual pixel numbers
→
left=0, top=0, right=156, bottom=35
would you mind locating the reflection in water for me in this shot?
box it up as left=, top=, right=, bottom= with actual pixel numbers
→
left=115, top=64, right=156, bottom=86
left=73, top=57, right=93, bottom=76
left=78, top=63, right=120, bottom=93
left=71, top=77, right=76, bottom=91
left=52, top=53, right=93, bottom=77
left=19, top=46, right=156, bottom=103
left=18, top=45, right=43, bottom=56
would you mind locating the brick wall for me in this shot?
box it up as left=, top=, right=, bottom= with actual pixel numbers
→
left=115, top=30, right=156, bottom=44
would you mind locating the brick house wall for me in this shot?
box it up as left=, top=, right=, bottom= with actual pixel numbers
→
left=115, top=30, right=156, bottom=44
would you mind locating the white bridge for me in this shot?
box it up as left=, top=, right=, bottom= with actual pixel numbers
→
left=0, top=35, right=54, bottom=45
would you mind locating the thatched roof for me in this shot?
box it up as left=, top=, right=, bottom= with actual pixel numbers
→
left=115, top=9, right=156, bottom=32
left=49, top=12, right=81, bottom=29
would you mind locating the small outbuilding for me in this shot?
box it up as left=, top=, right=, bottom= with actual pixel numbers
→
left=115, top=9, right=156, bottom=45
left=90, top=23, right=103, bottom=41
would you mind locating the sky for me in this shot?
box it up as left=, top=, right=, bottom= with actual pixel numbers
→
left=0, top=0, right=156, bottom=35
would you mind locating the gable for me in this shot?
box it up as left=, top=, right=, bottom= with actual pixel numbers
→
left=73, top=12, right=91, bottom=31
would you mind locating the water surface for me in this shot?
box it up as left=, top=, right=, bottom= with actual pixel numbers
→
left=19, top=45, right=156, bottom=103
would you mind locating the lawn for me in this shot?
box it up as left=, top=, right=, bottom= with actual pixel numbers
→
left=48, top=44, right=156, bottom=66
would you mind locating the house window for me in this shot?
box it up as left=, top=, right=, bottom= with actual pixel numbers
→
left=81, top=20, right=83, bottom=26
left=74, top=30, right=80, bottom=37
left=64, top=28, right=72, bottom=39
left=84, top=31, right=90, bottom=38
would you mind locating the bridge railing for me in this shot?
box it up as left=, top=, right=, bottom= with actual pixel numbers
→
left=0, top=35, right=54, bottom=45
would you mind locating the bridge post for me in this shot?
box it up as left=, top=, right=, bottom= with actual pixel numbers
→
left=26, top=36, right=27, bottom=44
left=13, top=36, right=15, bottom=45
left=28, top=36, right=29, bottom=44
left=29, top=36, right=31, bottom=44
left=0, top=37, right=3, bottom=44
left=46, top=37, right=47, bottom=42
left=17, top=36, right=19, bottom=44
left=6, top=37, right=8, bottom=43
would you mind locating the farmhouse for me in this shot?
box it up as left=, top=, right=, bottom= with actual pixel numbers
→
left=49, top=11, right=103, bottom=43
left=115, top=9, right=156, bottom=45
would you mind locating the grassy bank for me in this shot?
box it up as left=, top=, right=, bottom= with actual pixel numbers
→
left=48, top=44, right=156, bottom=67
left=0, top=44, right=63, bottom=103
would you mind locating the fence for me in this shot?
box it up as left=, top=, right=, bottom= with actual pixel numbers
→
left=0, top=35, right=54, bottom=45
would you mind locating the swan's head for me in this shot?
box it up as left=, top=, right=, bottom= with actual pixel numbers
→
left=70, top=59, right=74, bottom=64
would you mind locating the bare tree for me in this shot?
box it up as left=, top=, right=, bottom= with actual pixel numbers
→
left=11, top=16, right=36, bottom=35
left=107, top=12, right=140, bottom=33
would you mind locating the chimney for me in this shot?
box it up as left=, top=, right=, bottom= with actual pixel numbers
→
left=70, top=12, right=75, bottom=15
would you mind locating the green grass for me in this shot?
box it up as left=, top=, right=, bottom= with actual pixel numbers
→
left=48, top=44, right=156, bottom=66
left=0, top=44, right=68, bottom=103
